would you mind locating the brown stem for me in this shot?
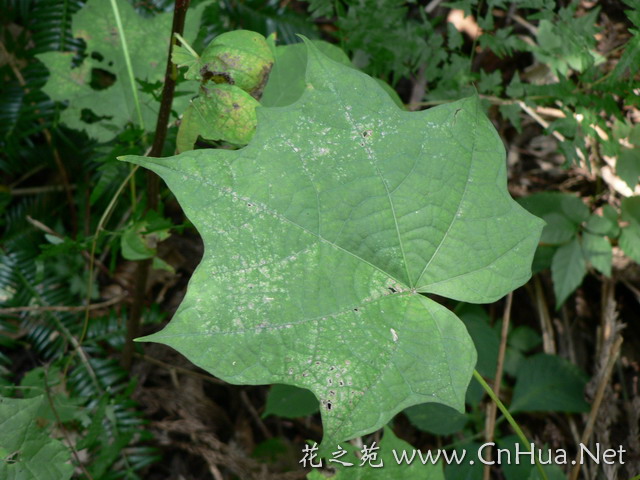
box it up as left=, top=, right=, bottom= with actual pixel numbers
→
left=569, top=336, right=623, bottom=480
left=122, top=0, right=191, bottom=370
left=482, top=292, right=512, bottom=480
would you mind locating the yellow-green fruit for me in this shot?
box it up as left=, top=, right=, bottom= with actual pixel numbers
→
left=199, top=30, right=274, bottom=97
left=177, top=83, right=260, bottom=151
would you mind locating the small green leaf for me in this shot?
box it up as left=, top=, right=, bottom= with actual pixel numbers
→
left=458, top=305, right=499, bottom=379
left=263, top=384, right=319, bottom=418
left=518, top=192, right=588, bottom=245
left=611, top=33, right=640, bottom=81
left=551, top=237, right=586, bottom=308
left=629, top=124, right=640, bottom=146
left=152, top=256, right=175, bottom=273
left=581, top=232, right=612, bottom=276
left=176, top=103, right=200, bottom=153
left=511, top=353, right=590, bottom=413
left=0, top=395, right=73, bottom=480
left=171, top=44, right=201, bottom=79
left=499, top=103, right=522, bottom=133
left=584, top=207, right=619, bottom=237
left=456, top=305, right=499, bottom=407
left=617, top=147, right=640, bottom=189
left=538, top=213, right=578, bottom=244
left=44, top=234, right=64, bottom=245
left=620, top=196, right=640, bottom=263
left=121, top=222, right=155, bottom=260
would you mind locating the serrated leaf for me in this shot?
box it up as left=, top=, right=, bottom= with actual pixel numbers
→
left=581, top=232, right=612, bottom=276
left=511, top=353, right=589, bottom=413
left=499, top=103, right=522, bottom=133
left=122, top=41, right=542, bottom=447
left=611, top=33, right=640, bottom=81
left=551, top=237, right=586, bottom=308
left=0, top=395, right=73, bottom=480
left=36, top=0, right=206, bottom=141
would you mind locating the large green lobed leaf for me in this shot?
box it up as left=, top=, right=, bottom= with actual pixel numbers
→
left=123, top=40, right=543, bottom=447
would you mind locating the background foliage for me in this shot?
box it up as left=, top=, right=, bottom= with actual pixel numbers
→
left=1, top=0, right=639, bottom=479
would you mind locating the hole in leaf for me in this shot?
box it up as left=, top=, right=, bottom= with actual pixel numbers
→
left=89, top=68, right=116, bottom=90
left=201, top=68, right=234, bottom=85
left=388, top=287, right=397, bottom=293
left=80, top=108, right=113, bottom=124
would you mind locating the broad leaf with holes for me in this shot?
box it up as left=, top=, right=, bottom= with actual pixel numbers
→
left=37, top=0, right=207, bottom=142
left=123, top=40, right=543, bottom=447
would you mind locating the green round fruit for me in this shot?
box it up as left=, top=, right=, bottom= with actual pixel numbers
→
left=199, top=30, right=274, bottom=98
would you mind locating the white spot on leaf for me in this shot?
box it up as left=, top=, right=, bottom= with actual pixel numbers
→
left=390, top=328, right=398, bottom=342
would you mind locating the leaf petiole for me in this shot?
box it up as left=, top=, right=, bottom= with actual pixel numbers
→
left=174, top=32, right=199, bottom=58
